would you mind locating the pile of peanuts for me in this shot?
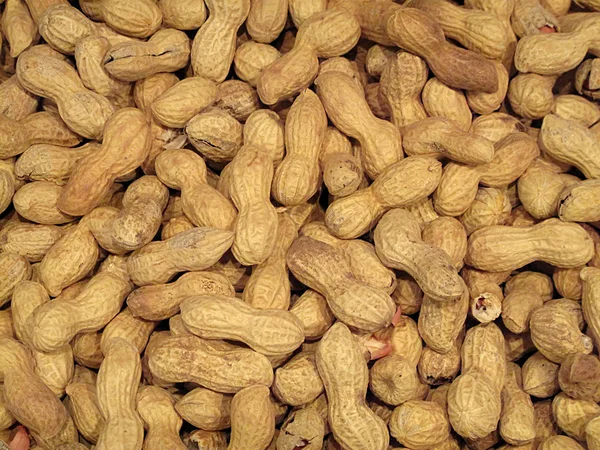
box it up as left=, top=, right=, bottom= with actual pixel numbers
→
left=1, top=0, right=600, bottom=449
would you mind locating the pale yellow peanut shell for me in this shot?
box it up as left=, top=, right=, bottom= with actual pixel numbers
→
left=190, top=0, right=251, bottom=83
left=228, top=385, right=275, bottom=450
left=175, top=387, right=232, bottom=431
left=137, top=385, right=187, bottom=450
left=17, top=49, right=115, bottom=140
left=530, top=301, right=593, bottom=363
left=466, top=219, right=595, bottom=272
left=127, top=227, right=234, bottom=286
left=180, top=294, right=304, bottom=356
left=316, top=322, right=389, bottom=450
left=375, top=209, right=465, bottom=303
left=30, top=272, right=131, bottom=352
left=273, top=351, right=324, bottom=407
left=389, top=400, right=450, bottom=450
left=95, top=338, right=144, bottom=450
left=447, top=372, right=502, bottom=441
left=127, top=271, right=234, bottom=321
left=421, top=78, right=472, bottom=131
left=522, top=352, right=560, bottom=399
left=159, top=0, right=207, bottom=30
left=105, top=28, right=191, bottom=82
left=272, top=88, right=327, bottom=207
left=151, top=77, right=217, bottom=128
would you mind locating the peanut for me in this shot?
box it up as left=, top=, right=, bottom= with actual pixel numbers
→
left=0, top=110, right=82, bottom=159
left=0, top=222, right=62, bottom=262
left=386, top=7, right=499, bottom=93
left=530, top=300, right=594, bottom=363
left=515, top=28, right=599, bottom=75
left=105, top=29, right=191, bottom=82
left=228, top=385, right=275, bottom=450
left=0, top=252, right=31, bottom=307
left=151, top=77, right=217, bottom=128
left=466, top=219, right=594, bottom=272
left=559, top=179, right=600, bottom=222
left=315, top=68, right=403, bottom=179
left=418, top=290, right=469, bottom=355
left=65, top=381, right=104, bottom=444
left=180, top=294, right=304, bottom=356
left=127, top=227, right=234, bottom=286
left=0, top=338, right=70, bottom=445
left=289, top=290, right=335, bottom=340
left=257, top=8, right=360, bottom=105
left=316, top=322, right=389, bottom=450
left=389, top=400, right=450, bottom=449
left=375, top=209, right=465, bottom=303
left=402, top=117, right=494, bottom=165
left=30, top=271, right=130, bottom=352
left=325, top=157, right=441, bottom=239
left=500, top=363, right=536, bottom=445
left=156, top=149, right=237, bottom=230
left=58, top=108, right=151, bottom=216
left=559, top=353, right=600, bottom=402
left=17, top=49, right=115, bottom=140
left=148, top=334, right=273, bottom=393
left=582, top=266, right=600, bottom=349
left=421, top=78, right=472, bottom=131
left=379, top=50, right=428, bottom=129
left=234, top=41, right=281, bottom=87
left=95, top=338, right=144, bottom=450
left=508, top=73, right=557, bottom=119
left=552, top=392, right=600, bottom=441
left=502, top=271, right=553, bottom=334
left=287, top=236, right=396, bottom=332
left=175, top=387, right=232, bottom=431
left=127, top=271, right=234, bottom=321
left=137, top=385, right=187, bottom=450
left=522, top=352, right=561, bottom=398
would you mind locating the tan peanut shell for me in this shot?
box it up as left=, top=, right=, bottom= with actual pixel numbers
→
left=127, top=271, right=234, bottom=321
left=540, top=114, right=600, bottom=179
left=316, top=323, right=389, bottom=450
left=466, top=219, right=595, bottom=272
left=228, top=385, right=275, bottom=450
left=105, top=29, right=191, bottom=82
left=95, top=338, right=143, bottom=450
left=137, top=385, right=187, bottom=450
left=522, top=352, right=560, bottom=399
left=0, top=338, right=70, bottom=444
left=386, top=7, right=499, bottom=93
left=287, top=236, right=396, bottom=332
left=273, top=351, right=324, bottom=407
left=175, top=387, right=232, bottom=431
left=257, top=8, right=361, bottom=105
left=151, top=76, right=217, bottom=128
left=289, top=290, right=335, bottom=340
left=389, top=400, right=450, bottom=449
left=159, top=0, right=207, bottom=30
left=530, top=301, right=593, bottom=363
left=58, top=108, right=151, bottom=216
left=17, top=49, right=115, bottom=140
left=30, top=272, right=131, bottom=352
left=402, top=117, right=494, bottom=165
left=272, top=89, right=327, bottom=206
left=379, top=50, right=428, bottom=129
left=155, top=148, right=237, bottom=230
left=375, top=209, right=465, bottom=303
left=148, top=334, right=274, bottom=393
left=422, top=78, right=472, bottom=131
left=325, top=157, right=442, bottom=239
left=65, top=382, right=104, bottom=444
left=126, top=227, right=234, bottom=286
left=315, top=69, right=402, bottom=179
left=180, top=294, right=304, bottom=356
left=447, top=372, right=501, bottom=441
